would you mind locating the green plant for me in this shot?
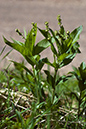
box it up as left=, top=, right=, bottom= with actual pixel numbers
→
left=69, top=62, right=86, bottom=128
left=1, top=15, right=85, bottom=128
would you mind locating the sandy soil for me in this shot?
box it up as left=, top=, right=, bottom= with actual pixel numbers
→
left=0, top=0, right=86, bottom=74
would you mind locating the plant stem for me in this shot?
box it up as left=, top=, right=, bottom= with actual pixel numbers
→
left=53, top=69, right=58, bottom=90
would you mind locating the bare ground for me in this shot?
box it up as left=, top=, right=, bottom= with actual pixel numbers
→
left=0, top=0, right=86, bottom=74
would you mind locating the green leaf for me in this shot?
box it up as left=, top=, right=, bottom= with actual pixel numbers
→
left=70, top=25, right=83, bottom=44
left=25, top=56, right=37, bottom=66
left=24, top=29, right=27, bottom=39
left=35, top=57, right=47, bottom=71
left=57, top=53, right=75, bottom=67
left=49, top=28, right=61, bottom=53
left=72, top=42, right=81, bottom=53
left=12, top=61, right=33, bottom=76
left=72, top=66, right=80, bottom=78
left=58, top=53, right=69, bottom=63
left=61, top=38, right=72, bottom=53
left=44, top=70, right=54, bottom=87
left=33, top=39, right=51, bottom=55
left=16, top=110, right=23, bottom=123
left=48, top=28, right=58, bottom=56
left=0, top=49, right=13, bottom=62
left=69, top=62, right=86, bottom=92
left=0, top=45, right=6, bottom=56
left=38, top=28, right=49, bottom=38
left=79, top=62, right=86, bottom=80
left=79, top=80, right=86, bottom=92
left=59, top=25, right=66, bottom=36
left=11, top=38, right=24, bottom=46
left=25, top=23, right=37, bottom=53
left=69, top=66, right=80, bottom=80
left=15, top=110, right=25, bottom=129
left=50, top=43, right=58, bottom=56
left=80, top=62, right=86, bottom=70
left=3, top=36, right=32, bottom=56
left=42, top=57, right=55, bottom=68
